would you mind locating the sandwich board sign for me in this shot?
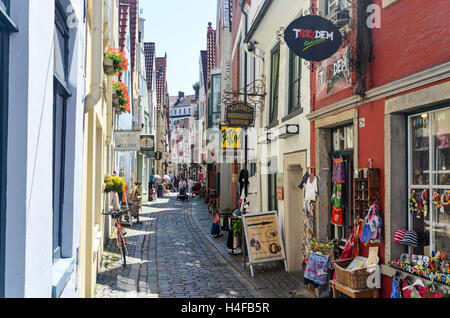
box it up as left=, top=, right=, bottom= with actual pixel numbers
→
left=242, top=211, right=287, bottom=277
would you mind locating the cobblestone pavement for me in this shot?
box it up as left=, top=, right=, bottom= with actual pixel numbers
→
left=95, top=193, right=313, bottom=298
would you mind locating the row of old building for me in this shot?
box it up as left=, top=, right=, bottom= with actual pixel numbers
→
left=0, top=0, right=171, bottom=297
left=196, top=0, right=450, bottom=297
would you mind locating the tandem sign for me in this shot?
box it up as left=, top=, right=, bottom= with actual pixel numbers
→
left=284, top=15, right=342, bottom=62
left=225, top=102, right=255, bottom=128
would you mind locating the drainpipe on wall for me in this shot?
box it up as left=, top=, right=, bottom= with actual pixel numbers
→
left=241, top=0, right=249, bottom=202
left=84, top=0, right=103, bottom=113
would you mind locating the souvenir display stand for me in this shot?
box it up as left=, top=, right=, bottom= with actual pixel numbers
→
left=354, top=168, right=380, bottom=218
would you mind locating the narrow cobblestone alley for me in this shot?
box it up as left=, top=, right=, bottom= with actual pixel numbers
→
left=95, top=194, right=312, bottom=298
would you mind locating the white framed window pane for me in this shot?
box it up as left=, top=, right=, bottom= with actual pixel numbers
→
left=430, top=189, right=450, bottom=254
left=410, top=114, right=429, bottom=185
left=345, top=125, right=353, bottom=149
left=432, top=108, right=450, bottom=186
left=333, top=129, right=340, bottom=151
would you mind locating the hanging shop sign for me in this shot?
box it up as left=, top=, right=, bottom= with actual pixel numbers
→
left=284, top=15, right=342, bottom=62
left=243, top=211, right=287, bottom=277
left=221, top=126, right=243, bottom=149
left=115, top=130, right=141, bottom=151
left=140, top=135, right=155, bottom=152
left=225, top=102, right=255, bottom=127
left=316, top=46, right=351, bottom=100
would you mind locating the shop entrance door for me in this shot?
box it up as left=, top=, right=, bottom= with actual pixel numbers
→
left=331, top=124, right=354, bottom=242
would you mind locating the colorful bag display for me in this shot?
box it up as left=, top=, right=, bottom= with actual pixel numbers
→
left=360, top=204, right=383, bottom=244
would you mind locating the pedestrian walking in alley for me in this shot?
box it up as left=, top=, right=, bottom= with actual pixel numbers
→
left=188, top=177, right=194, bottom=198
left=130, top=182, right=142, bottom=224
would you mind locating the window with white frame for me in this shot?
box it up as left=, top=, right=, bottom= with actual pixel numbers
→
left=408, top=107, right=450, bottom=256
left=0, top=0, right=18, bottom=298
left=53, top=0, right=71, bottom=261
left=322, top=0, right=351, bottom=28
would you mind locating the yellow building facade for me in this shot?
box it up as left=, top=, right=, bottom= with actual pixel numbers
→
left=79, top=0, right=119, bottom=298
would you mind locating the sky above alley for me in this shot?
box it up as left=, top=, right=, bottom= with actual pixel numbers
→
left=140, top=0, right=218, bottom=97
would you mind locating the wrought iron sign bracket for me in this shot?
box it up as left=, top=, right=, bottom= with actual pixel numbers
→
left=222, top=79, right=267, bottom=111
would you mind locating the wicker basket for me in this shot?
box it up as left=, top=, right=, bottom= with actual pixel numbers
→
left=334, top=258, right=372, bottom=290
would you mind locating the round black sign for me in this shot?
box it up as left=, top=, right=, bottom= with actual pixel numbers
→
left=284, top=15, right=342, bottom=62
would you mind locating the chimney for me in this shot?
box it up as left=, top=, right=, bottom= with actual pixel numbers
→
left=178, top=91, right=184, bottom=100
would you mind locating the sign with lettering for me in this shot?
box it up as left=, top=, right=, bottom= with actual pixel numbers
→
left=115, top=131, right=141, bottom=151
left=225, top=102, right=255, bottom=127
left=221, top=126, right=243, bottom=149
left=284, top=15, right=342, bottom=62
left=316, top=46, right=351, bottom=100
left=242, top=211, right=287, bottom=275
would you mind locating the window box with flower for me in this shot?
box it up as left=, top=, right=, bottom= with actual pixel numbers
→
left=104, top=48, right=129, bottom=76
left=112, top=81, right=131, bottom=113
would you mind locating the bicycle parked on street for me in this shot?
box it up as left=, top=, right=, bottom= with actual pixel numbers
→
left=102, top=209, right=130, bottom=267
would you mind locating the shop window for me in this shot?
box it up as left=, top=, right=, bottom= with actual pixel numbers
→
left=331, top=124, right=354, bottom=241
left=269, top=44, right=280, bottom=125
left=408, top=107, right=450, bottom=256
left=288, top=51, right=302, bottom=114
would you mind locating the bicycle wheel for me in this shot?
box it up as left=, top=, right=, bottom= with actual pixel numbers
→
left=117, top=234, right=127, bottom=267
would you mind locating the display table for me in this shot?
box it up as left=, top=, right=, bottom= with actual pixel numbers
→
left=330, top=280, right=379, bottom=298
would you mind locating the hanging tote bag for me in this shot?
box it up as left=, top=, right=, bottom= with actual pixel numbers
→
left=360, top=204, right=383, bottom=244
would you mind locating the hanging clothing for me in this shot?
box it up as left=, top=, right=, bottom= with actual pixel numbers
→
left=239, top=169, right=249, bottom=197
left=304, top=176, right=319, bottom=201
left=303, top=252, right=330, bottom=285
left=298, top=172, right=309, bottom=189
left=332, top=157, right=345, bottom=184
left=330, top=183, right=343, bottom=226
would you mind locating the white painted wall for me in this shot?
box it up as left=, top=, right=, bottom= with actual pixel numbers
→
left=5, top=0, right=85, bottom=297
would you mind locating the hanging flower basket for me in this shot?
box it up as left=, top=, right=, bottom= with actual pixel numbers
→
left=112, top=81, right=131, bottom=113
left=104, top=48, right=129, bottom=76
left=104, top=175, right=125, bottom=193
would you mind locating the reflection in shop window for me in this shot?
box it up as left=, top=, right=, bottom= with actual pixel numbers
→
left=408, top=107, right=450, bottom=257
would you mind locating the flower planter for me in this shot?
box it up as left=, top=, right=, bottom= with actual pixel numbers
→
left=112, top=81, right=130, bottom=113
left=103, top=57, right=116, bottom=76
left=104, top=48, right=129, bottom=76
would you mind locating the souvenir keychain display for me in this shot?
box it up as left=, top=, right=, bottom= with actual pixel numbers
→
left=409, top=190, right=428, bottom=218
left=432, top=190, right=450, bottom=214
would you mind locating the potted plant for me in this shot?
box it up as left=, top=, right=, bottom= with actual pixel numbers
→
left=112, top=81, right=131, bottom=113
left=104, top=175, right=125, bottom=193
left=104, top=48, right=129, bottom=76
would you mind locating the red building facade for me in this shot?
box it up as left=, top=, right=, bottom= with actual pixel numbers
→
left=308, top=0, right=450, bottom=297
